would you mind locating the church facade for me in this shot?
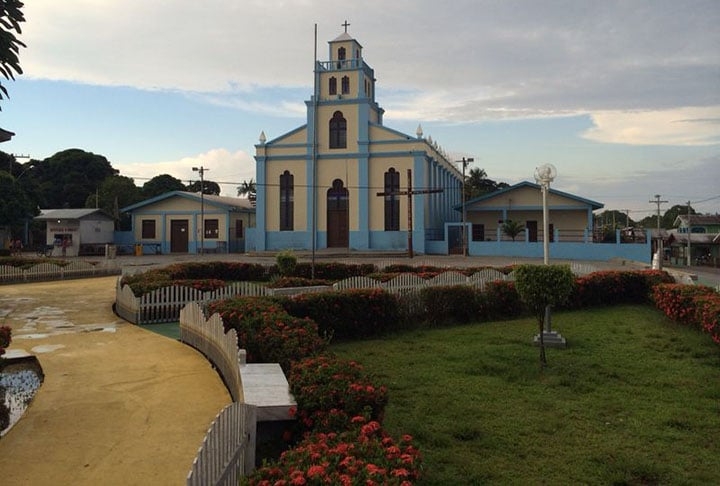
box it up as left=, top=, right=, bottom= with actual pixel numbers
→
left=254, top=28, right=463, bottom=253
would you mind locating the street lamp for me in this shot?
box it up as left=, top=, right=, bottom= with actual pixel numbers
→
left=192, top=166, right=209, bottom=255
left=534, top=163, right=557, bottom=265
left=456, top=157, right=474, bottom=256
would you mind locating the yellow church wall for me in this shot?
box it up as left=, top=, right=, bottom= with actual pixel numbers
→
left=316, top=159, right=359, bottom=230
left=367, top=158, right=413, bottom=231
left=316, top=104, right=359, bottom=152
left=265, top=160, right=308, bottom=231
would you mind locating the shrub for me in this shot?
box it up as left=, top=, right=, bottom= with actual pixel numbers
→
left=267, top=277, right=332, bottom=288
left=569, top=270, right=674, bottom=308
left=245, top=415, right=422, bottom=485
left=171, top=278, right=227, bottom=293
left=209, top=297, right=326, bottom=373
left=282, top=289, right=400, bottom=340
left=420, top=285, right=482, bottom=326
left=294, top=262, right=376, bottom=280
left=483, top=280, right=524, bottom=320
left=651, top=283, right=720, bottom=345
left=0, top=325, right=11, bottom=357
left=288, top=355, right=389, bottom=434
left=276, top=250, right=297, bottom=277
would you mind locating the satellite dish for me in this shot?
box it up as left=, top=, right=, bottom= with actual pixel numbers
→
left=534, top=163, right=557, bottom=184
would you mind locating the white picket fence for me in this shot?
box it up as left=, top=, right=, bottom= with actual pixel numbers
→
left=116, top=279, right=272, bottom=325
left=116, top=262, right=599, bottom=325
left=180, top=303, right=243, bottom=401
left=186, top=402, right=257, bottom=486
left=180, top=303, right=257, bottom=483
left=0, top=261, right=120, bottom=283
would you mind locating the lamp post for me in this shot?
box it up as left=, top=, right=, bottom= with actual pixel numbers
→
left=192, top=166, right=208, bottom=255
left=456, top=157, right=473, bottom=256
left=534, top=164, right=556, bottom=265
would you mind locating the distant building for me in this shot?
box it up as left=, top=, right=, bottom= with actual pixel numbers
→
left=34, top=209, right=115, bottom=257
left=121, top=191, right=254, bottom=254
left=666, top=214, right=720, bottom=266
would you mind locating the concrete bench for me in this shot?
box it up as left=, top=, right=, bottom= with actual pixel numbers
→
left=239, top=363, right=296, bottom=422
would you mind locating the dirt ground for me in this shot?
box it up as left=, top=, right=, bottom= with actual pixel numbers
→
left=0, top=276, right=231, bottom=485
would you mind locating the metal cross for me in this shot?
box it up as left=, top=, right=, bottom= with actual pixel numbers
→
left=341, top=20, right=350, bottom=32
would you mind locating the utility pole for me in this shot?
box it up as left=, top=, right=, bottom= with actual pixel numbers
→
left=193, top=166, right=209, bottom=255
left=649, top=194, right=668, bottom=269
left=687, top=200, right=692, bottom=267
left=455, top=157, right=474, bottom=256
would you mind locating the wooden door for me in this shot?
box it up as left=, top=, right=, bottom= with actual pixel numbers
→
left=170, top=220, right=189, bottom=253
left=327, top=179, right=349, bottom=248
left=526, top=221, right=538, bottom=242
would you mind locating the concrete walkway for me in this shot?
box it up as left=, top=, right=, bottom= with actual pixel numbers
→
left=0, top=277, right=231, bottom=486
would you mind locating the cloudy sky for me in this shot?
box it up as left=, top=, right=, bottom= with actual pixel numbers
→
left=2, top=0, right=719, bottom=218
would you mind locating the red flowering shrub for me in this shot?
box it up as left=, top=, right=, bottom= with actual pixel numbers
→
left=483, top=280, right=525, bottom=319
left=282, top=289, right=400, bottom=340
left=0, top=325, right=11, bottom=356
left=267, top=277, right=332, bottom=288
left=171, top=278, right=227, bottom=292
left=209, top=297, right=326, bottom=373
left=293, top=262, right=377, bottom=280
left=420, top=285, right=483, bottom=326
left=289, top=355, right=389, bottom=434
left=569, top=270, right=674, bottom=308
left=245, top=415, right=422, bottom=485
left=652, top=284, right=720, bottom=344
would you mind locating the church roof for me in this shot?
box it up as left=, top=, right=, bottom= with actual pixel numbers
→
left=331, top=32, right=354, bottom=42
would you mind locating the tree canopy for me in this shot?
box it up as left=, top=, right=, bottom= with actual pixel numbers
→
left=23, top=149, right=118, bottom=209
left=0, top=0, right=25, bottom=107
left=142, top=174, right=186, bottom=198
left=186, top=179, right=221, bottom=195
left=85, top=175, right=142, bottom=230
left=464, top=167, right=509, bottom=200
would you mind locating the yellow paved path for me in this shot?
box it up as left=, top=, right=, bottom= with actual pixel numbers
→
left=0, top=277, right=231, bottom=485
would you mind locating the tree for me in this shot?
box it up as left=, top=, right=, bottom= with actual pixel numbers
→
left=237, top=178, right=257, bottom=206
left=514, top=264, right=575, bottom=368
left=502, top=220, right=525, bottom=241
left=25, top=149, right=118, bottom=208
left=464, top=167, right=509, bottom=200
left=0, top=169, right=35, bottom=230
left=0, top=0, right=25, bottom=108
left=85, top=175, right=142, bottom=230
left=662, top=204, right=696, bottom=229
left=142, top=174, right=185, bottom=198
left=186, top=179, right=221, bottom=195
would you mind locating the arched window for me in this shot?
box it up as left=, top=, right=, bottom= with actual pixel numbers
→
left=329, top=111, right=347, bottom=149
left=279, top=170, right=294, bottom=231
left=327, top=179, right=349, bottom=211
left=329, top=77, right=337, bottom=95
left=337, top=47, right=346, bottom=69
left=341, top=76, right=350, bottom=95
left=384, top=168, right=400, bottom=231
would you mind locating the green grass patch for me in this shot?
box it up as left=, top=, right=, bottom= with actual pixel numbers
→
left=330, top=305, right=720, bottom=485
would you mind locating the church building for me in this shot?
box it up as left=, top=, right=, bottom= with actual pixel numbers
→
left=254, top=26, right=463, bottom=253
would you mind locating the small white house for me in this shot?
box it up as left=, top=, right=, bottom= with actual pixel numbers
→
left=34, top=209, right=115, bottom=257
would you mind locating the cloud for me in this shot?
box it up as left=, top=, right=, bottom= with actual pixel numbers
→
left=22, top=0, right=719, bottom=119
left=113, top=148, right=255, bottom=197
left=582, top=107, right=720, bottom=146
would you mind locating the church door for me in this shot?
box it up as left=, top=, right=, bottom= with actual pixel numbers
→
left=327, top=179, right=349, bottom=248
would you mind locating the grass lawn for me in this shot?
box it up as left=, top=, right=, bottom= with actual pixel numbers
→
left=330, top=305, right=720, bottom=485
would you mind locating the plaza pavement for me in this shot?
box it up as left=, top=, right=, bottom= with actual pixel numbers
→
left=0, top=251, right=714, bottom=485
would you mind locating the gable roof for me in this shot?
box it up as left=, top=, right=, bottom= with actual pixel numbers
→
left=457, top=181, right=604, bottom=211
left=673, top=214, right=720, bottom=227
left=34, top=208, right=114, bottom=221
left=121, top=191, right=254, bottom=213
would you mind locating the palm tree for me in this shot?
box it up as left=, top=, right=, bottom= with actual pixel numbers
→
left=502, top=220, right=525, bottom=241
left=237, top=178, right=256, bottom=207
